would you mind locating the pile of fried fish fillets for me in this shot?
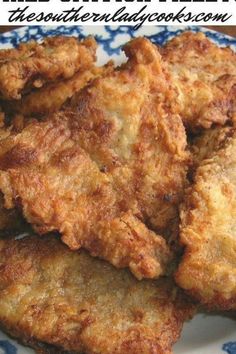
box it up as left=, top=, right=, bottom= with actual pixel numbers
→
left=0, top=31, right=235, bottom=354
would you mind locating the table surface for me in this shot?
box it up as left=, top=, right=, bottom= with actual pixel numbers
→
left=0, top=26, right=235, bottom=37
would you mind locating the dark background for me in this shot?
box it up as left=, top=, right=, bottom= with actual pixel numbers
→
left=0, top=26, right=235, bottom=37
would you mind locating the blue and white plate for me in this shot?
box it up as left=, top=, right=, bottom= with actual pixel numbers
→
left=0, top=25, right=235, bottom=354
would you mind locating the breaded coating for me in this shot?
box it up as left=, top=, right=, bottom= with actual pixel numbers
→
left=8, top=62, right=114, bottom=119
left=0, top=236, right=194, bottom=354
left=162, top=32, right=236, bottom=131
left=176, top=128, right=236, bottom=309
left=0, top=38, right=189, bottom=279
left=0, top=121, right=27, bottom=234
left=0, top=36, right=97, bottom=100
left=191, top=125, right=234, bottom=168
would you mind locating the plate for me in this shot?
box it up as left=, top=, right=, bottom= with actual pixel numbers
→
left=0, top=25, right=235, bottom=354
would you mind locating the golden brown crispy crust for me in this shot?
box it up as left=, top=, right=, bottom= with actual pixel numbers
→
left=162, top=32, right=236, bottom=131
left=175, top=128, right=236, bottom=310
left=0, top=236, right=194, bottom=354
left=190, top=125, right=234, bottom=169
left=0, top=37, right=189, bottom=279
left=0, top=122, right=28, bottom=234
left=6, top=62, right=114, bottom=120
left=0, top=36, right=97, bottom=100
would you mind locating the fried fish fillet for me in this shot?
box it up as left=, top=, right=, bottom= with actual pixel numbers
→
left=0, top=235, right=194, bottom=354
left=162, top=32, right=236, bottom=131
left=0, top=121, right=27, bottom=234
left=176, top=128, right=236, bottom=309
left=0, top=38, right=189, bottom=279
left=7, top=62, right=114, bottom=119
left=191, top=125, right=234, bottom=169
left=0, top=36, right=97, bottom=100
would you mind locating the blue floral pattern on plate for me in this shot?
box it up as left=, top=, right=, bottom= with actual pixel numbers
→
left=0, top=340, right=17, bottom=354
left=0, top=25, right=235, bottom=354
left=223, top=342, right=236, bottom=354
left=0, top=25, right=235, bottom=53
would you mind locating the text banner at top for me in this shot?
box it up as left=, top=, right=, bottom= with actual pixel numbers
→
left=0, top=0, right=235, bottom=27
